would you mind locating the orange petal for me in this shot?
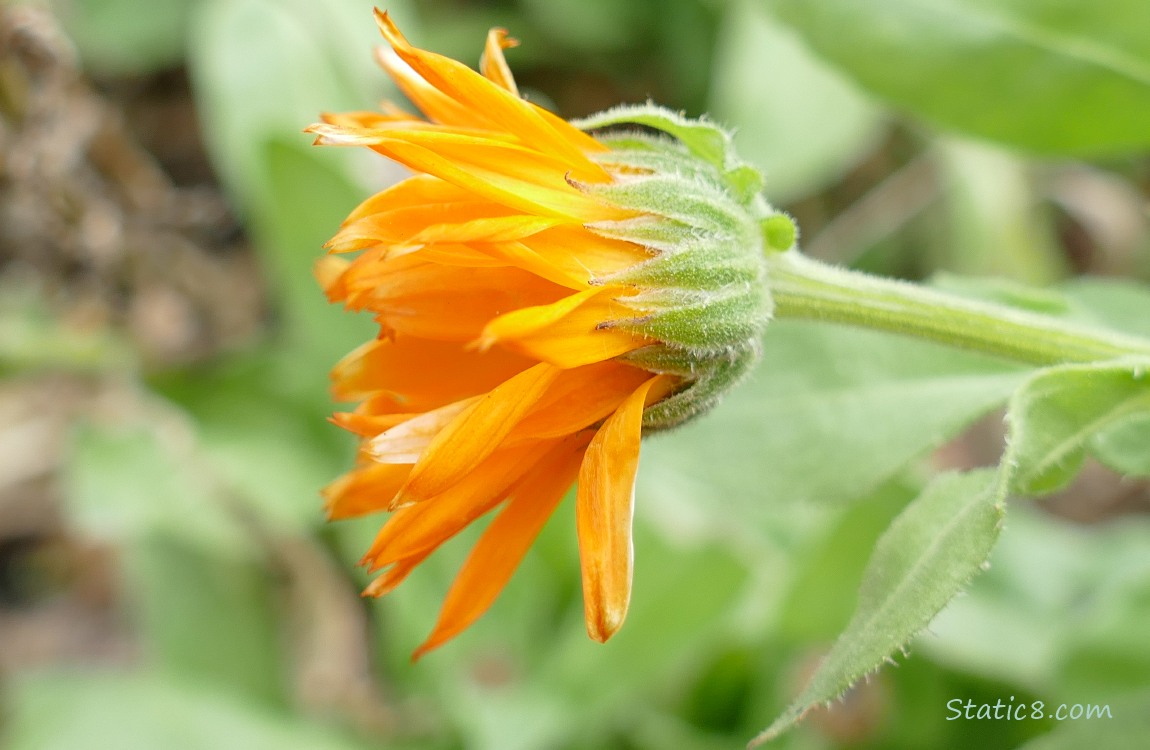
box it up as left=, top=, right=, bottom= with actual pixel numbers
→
left=480, top=28, right=519, bottom=96
left=361, top=439, right=555, bottom=571
left=477, top=287, right=653, bottom=368
left=576, top=375, right=672, bottom=642
left=330, top=336, right=532, bottom=410
left=314, top=255, right=351, bottom=300
left=412, top=435, right=588, bottom=658
left=410, top=244, right=511, bottom=268
left=471, top=240, right=591, bottom=289
left=393, top=363, right=562, bottom=504
left=369, top=398, right=478, bottom=465
left=376, top=128, right=600, bottom=189
left=509, top=361, right=654, bottom=441
left=363, top=548, right=433, bottom=597
left=407, top=215, right=564, bottom=246
left=375, top=47, right=479, bottom=127
left=523, top=225, right=651, bottom=278
left=320, top=108, right=425, bottom=129
left=322, top=461, right=412, bottom=520
left=341, top=175, right=467, bottom=225
left=362, top=262, right=569, bottom=341
left=373, top=9, right=604, bottom=176
left=327, top=200, right=517, bottom=252
left=330, top=410, right=413, bottom=438
left=307, top=124, right=625, bottom=222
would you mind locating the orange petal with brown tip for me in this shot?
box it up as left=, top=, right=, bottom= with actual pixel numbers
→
left=576, top=375, right=672, bottom=642
left=412, top=435, right=587, bottom=659
left=391, top=363, right=562, bottom=505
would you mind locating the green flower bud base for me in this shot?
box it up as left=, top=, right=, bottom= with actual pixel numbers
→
left=573, top=104, right=796, bottom=431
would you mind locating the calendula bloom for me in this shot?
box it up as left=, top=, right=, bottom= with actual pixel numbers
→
left=309, top=9, right=794, bottom=658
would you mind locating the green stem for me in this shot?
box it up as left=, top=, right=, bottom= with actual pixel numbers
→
left=768, top=252, right=1150, bottom=366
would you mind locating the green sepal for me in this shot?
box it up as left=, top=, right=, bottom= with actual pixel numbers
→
left=573, top=102, right=767, bottom=200
left=600, top=237, right=763, bottom=291
left=575, top=102, right=781, bottom=431
left=577, top=173, right=752, bottom=238
left=587, top=217, right=690, bottom=252
left=594, top=142, right=717, bottom=184
left=615, top=288, right=773, bottom=353
left=625, top=344, right=762, bottom=431
left=573, top=103, right=732, bottom=170
left=725, top=164, right=767, bottom=204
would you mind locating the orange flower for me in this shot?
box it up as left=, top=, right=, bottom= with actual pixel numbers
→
left=309, top=10, right=785, bottom=657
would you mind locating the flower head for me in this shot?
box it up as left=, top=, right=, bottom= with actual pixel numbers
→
left=308, top=9, right=792, bottom=658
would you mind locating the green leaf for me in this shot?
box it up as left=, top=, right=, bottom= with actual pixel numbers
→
left=55, top=0, right=196, bottom=74
left=1063, top=277, right=1150, bottom=339
left=922, top=505, right=1150, bottom=695
left=756, top=352, right=1150, bottom=743
left=768, top=0, right=1150, bottom=155
left=6, top=671, right=374, bottom=750
left=190, top=0, right=381, bottom=373
left=391, top=519, right=750, bottom=750
left=937, top=139, right=1066, bottom=284
left=1004, top=359, right=1150, bottom=495
left=62, top=414, right=287, bottom=702
left=63, top=421, right=245, bottom=553
left=152, top=355, right=350, bottom=530
left=189, top=0, right=408, bottom=209
left=128, top=533, right=287, bottom=704
left=639, top=320, right=1025, bottom=531
left=928, top=273, right=1072, bottom=316
left=255, top=138, right=377, bottom=385
left=709, top=0, right=885, bottom=202
left=750, top=468, right=1004, bottom=746
left=519, top=0, right=647, bottom=50
left=776, top=477, right=919, bottom=643
left=1091, top=412, right=1150, bottom=476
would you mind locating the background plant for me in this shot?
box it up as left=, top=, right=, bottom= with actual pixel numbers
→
left=1, top=1, right=1148, bottom=749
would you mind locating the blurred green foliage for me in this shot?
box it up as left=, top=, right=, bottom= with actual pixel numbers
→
left=3, top=0, right=1149, bottom=749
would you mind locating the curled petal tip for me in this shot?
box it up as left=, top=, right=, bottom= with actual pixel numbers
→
left=587, top=604, right=628, bottom=643
left=373, top=7, right=406, bottom=47
left=491, top=28, right=519, bottom=49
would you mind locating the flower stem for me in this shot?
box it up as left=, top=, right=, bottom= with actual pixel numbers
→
left=768, top=252, right=1150, bottom=366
